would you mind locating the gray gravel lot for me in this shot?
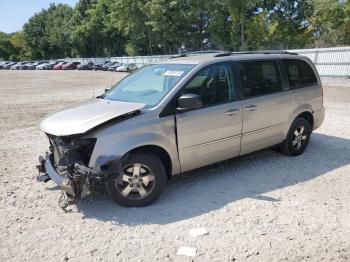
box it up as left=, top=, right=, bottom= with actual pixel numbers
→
left=0, top=71, right=350, bottom=261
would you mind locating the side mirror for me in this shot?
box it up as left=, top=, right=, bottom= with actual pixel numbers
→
left=177, top=94, right=202, bottom=112
left=105, top=86, right=111, bottom=93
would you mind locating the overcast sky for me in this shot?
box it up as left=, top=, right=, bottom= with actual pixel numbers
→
left=0, top=0, right=79, bottom=33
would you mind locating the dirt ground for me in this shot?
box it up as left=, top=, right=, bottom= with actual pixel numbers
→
left=0, top=70, right=350, bottom=262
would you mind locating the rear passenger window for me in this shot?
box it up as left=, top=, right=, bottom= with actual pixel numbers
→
left=284, top=59, right=318, bottom=89
left=239, top=60, right=282, bottom=98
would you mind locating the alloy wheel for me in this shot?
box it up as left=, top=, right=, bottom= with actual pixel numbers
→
left=292, top=125, right=308, bottom=150
left=115, top=163, right=156, bottom=200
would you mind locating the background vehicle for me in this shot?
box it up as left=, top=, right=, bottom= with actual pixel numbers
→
left=0, top=61, right=13, bottom=69
left=36, top=62, right=50, bottom=70
left=10, top=62, right=27, bottom=70
left=77, top=61, right=94, bottom=70
left=108, top=62, right=121, bottom=71
left=38, top=61, right=63, bottom=70
left=53, top=61, right=67, bottom=70
left=101, top=61, right=114, bottom=71
left=116, top=63, right=137, bottom=72
left=37, top=51, right=325, bottom=207
left=17, top=61, right=33, bottom=70
left=62, top=61, right=80, bottom=70
left=2, top=61, right=16, bottom=69
left=93, top=61, right=111, bottom=70
left=115, top=64, right=128, bottom=72
left=27, top=61, right=48, bottom=70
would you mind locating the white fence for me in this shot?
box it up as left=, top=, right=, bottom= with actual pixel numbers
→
left=290, top=46, right=350, bottom=76
left=65, top=47, right=350, bottom=76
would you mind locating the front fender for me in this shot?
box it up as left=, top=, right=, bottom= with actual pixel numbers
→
left=90, top=132, right=180, bottom=175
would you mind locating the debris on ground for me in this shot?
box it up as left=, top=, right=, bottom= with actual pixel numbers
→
left=177, top=247, right=197, bottom=257
left=189, top=227, right=208, bottom=237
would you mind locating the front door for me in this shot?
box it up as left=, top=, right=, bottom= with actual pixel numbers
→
left=176, top=63, right=243, bottom=172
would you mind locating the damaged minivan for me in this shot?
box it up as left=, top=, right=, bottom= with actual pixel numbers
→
left=37, top=51, right=325, bottom=207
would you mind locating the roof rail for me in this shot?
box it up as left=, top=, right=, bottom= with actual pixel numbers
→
left=188, top=50, right=226, bottom=55
left=169, top=54, right=188, bottom=59
left=169, top=50, right=226, bottom=59
left=214, top=50, right=298, bottom=57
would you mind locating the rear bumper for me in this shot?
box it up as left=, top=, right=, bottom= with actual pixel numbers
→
left=313, top=107, right=325, bottom=130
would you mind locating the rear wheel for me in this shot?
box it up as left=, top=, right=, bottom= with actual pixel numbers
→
left=106, top=152, right=167, bottom=207
left=280, top=118, right=312, bottom=156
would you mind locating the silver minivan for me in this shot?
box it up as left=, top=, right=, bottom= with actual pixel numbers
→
left=37, top=51, right=325, bottom=207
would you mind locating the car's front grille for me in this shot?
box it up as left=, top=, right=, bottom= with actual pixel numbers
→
left=47, top=135, right=96, bottom=167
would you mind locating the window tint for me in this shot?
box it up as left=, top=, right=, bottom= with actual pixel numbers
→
left=284, top=59, right=318, bottom=89
left=181, top=63, right=235, bottom=106
left=239, top=60, right=282, bottom=98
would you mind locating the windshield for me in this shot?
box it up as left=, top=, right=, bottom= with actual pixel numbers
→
left=102, top=63, right=195, bottom=107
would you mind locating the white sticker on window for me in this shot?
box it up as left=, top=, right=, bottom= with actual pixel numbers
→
left=164, top=70, right=184, bottom=77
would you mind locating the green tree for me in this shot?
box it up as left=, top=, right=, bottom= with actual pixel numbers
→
left=267, top=0, right=314, bottom=49
left=309, top=0, right=349, bottom=46
left=72, top=0, right=121, bottom=57
left=23, top=3, right=75, bottom=59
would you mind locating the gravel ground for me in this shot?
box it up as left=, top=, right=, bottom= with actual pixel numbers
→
left=0, top=71, right=350, bottom=261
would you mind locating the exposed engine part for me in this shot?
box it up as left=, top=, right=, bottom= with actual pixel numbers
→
left=59, top=191, right=74, bottom=211
left=37, top=134, right=120, bottom=209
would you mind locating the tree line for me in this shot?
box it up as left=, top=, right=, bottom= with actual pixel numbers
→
left=0, top=0, right=349, bottom=61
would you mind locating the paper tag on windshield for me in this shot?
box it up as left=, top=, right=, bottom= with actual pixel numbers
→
left=164, top=70, right=184, bottom=77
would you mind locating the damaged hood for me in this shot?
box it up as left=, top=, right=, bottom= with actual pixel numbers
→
left=39, top=98, right=145, bottom=136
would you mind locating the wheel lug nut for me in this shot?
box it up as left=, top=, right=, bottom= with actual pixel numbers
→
left=139, top=178, right=143, bottom=182
left=130, top=184, right=133, bottom=187
left=137, top=184, right=140, bottom=188
left=128, top=178, right=132, bottom=181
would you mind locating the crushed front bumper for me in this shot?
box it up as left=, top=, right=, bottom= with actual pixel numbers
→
left=37, top=155, right=76, bottom=197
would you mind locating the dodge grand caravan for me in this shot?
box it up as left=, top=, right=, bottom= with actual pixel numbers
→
left=37, top=51, right=325, bottom=207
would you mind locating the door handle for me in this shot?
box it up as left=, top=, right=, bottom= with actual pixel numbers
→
left=226, top=109, right=240, bottom=116
left=245, top=105, right=257, bottom=111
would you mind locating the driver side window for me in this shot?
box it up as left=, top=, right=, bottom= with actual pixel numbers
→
left=181, top=63, right=235, bottom=107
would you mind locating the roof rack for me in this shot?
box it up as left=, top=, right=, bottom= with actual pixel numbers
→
left=214, top=50, right=298, bottom=57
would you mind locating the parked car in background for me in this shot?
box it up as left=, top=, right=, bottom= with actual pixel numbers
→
left=17, top=61, right=33, bottom=70
left=2, top=61, right=16, bottom=69
left=0, top=61, right=13, bottom=69
left=62, top=61, right=81, bottom=70
left=10, top=62, right=27, bottom=70
left=93, top=61, right=110, bottom=70
left=36, top=62, right=50, bottom=70
left=38, top=61, right=62, bottom=70
left=27, top=61, right=48, bottom=70
left=37, top=51, right=325, bottom=207
left=53, top=61, right=67, bottom=70
left=128, top=63, right=138, bottom=71
left=116, top=63, right=138, bottom=72
left=0, top=61, right=7, bottom=68
left=101, top=61, right=114, bottom=71
left=115, top=64, right=129, bottom=72
left=108, top=62, right=121, bottom=71
left=77, top=61, right=94, bottom=70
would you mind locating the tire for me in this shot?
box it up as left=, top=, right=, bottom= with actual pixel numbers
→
left=280, top=117, right=312, bottom=156
left=106, top=152, right=167, bottom=207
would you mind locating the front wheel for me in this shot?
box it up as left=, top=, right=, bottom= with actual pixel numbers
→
left=106, top=152, right=167, bottom=207
left=280, top=118, right=312, bottom=156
